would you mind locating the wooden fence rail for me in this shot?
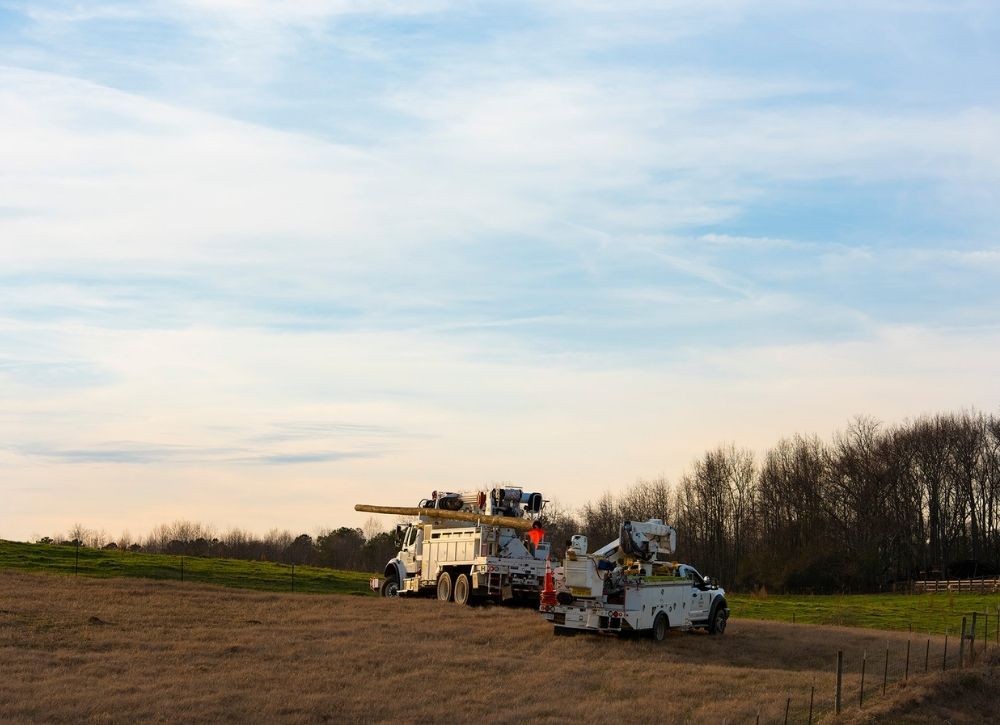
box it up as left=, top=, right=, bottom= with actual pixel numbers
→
left=912, top=578, right=1000, bottom=594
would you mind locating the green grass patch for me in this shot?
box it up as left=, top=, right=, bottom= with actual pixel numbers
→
left=5, top=539, right=999, bottom=636
left=729, top=591, right=1000, bottom=636
left=0, top=539, right=373, bottom=596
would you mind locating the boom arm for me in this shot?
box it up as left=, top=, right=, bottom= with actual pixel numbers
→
left=354, top=503, right=534, bottom=531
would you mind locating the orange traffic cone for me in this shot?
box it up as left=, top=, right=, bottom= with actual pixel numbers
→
left=540, top=556, right=557, bottom=610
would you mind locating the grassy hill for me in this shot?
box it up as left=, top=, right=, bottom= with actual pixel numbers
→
left=3, top=539, right=998, bottom=637
left=0, top=539, right=372, bottom=595
left=729, top=591, right=1000, bottom=637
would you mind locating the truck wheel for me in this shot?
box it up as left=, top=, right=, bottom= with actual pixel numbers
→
left=709, top=606, right=727, bottom=635
left=379, top=575, right=400, bottom=598
left=554, top=626, right=576, bottom=637
left=436, top=571, right=453, bottom=602
left=453, top=573, right=471, bottom=606
left=651, top=612, right=669, bottom=642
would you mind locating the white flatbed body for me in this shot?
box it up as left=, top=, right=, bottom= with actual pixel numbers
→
left=373, top=520, right=549, bottom=600
left=543, top=578, right=719, bottom=634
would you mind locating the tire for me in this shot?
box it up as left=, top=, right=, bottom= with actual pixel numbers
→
left=554, top=626, right=576, bottom=637
left=453, top=572, right=471, bottom=606
left=379, top=576, right=400, bottom=598
left=436, top=571, right=453, bottom=602
left=651, top=612, right=669, bottom=641
left=708, top=605, right=727, bottom=635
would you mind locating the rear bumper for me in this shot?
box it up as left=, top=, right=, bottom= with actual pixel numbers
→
left=542, top=603, right=629, bottom=632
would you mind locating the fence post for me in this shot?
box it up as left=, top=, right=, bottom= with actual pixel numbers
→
left=74, top=541, right=80, bottom=575
left=180, top=556, right=185, bottom=582
left=970, top=612, right=978, bottom=663
left=291, top=563, right=295, bottom=592
left=959, top=617, right=966, bottom=669
left=783, top=695, right=790, bottom=725
left=905, top=639, right=910, bottom=681
left=924, top=638, right=930, bottom=673
left=808, top=681, right=815, bottom=725
left=943, top=631, right=948, bottom=671
left=835, top=651, right=843, bottom=715
left=860, top=650, right=867, bottom=707
left=882, top=645, right=889, bottom=695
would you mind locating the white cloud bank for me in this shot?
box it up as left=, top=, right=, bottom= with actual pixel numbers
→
left=2, top=2, right=1000, bottom=540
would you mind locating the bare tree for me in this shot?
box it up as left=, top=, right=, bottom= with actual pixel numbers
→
left=362, top=516, right=384, bottom=541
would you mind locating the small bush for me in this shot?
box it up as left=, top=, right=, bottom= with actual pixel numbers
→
left=959, top=673, right=982, bottom=690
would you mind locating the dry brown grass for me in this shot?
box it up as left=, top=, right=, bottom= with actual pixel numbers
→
left=0, top=570, right=993, bottom=723
left=840, top=656, right=1000, bottom=724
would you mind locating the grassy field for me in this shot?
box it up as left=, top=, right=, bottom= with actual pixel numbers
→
left=0, top=539, right=372, bottom=596
left=729, top=591, right=1000, bottom=637
left=3, top=569, right=998, bottom=723
left=4, top=539, right=1000, bottom=638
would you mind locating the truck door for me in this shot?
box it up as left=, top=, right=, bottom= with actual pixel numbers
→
left=399, top=526, right=421, bottom=575
left=681, top=566, right=711, bottom=621
left=693, top=586, right=711, bottom=621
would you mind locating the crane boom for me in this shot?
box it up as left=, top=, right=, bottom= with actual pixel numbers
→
left=354, top=503, right=534, bottom=531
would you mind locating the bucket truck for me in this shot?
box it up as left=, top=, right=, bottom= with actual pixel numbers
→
left=539, top=519, right=729, bottom=639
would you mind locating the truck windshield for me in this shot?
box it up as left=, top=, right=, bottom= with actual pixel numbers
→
left=681, top=567, right=701, bottom=582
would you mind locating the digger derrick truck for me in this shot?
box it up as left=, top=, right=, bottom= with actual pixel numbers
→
left=357, top=487, right=549, bottom=605
left=539, top=519, right=729, bottom=640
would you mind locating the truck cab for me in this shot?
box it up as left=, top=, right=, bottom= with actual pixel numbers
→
left=677, top=564, right=716, bottom=621
left=396, top=524, right=422, bottom=576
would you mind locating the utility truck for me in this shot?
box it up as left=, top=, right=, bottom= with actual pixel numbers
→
left=539, top=519, right=728, bottom=639
left=357, top=487, right=549, bottom=604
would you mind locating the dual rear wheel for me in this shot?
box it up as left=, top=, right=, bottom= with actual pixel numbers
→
left=436, top=571, right=472, bottom=605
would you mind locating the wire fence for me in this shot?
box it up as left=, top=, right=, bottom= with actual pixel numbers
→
left=747, top=610, right=1000, bottom=724
left=15, top=540, right=375, bottom=595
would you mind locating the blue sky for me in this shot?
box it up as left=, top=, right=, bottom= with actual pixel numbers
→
left=2, top=1, right=999, bottom=541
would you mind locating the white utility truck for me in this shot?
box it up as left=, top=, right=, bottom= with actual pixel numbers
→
left=358, top=488, right=550, bottom=604
left=540, top=519, right=729, bottom=639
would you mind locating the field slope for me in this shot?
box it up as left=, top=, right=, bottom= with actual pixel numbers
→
left=729, top=591, right=1000, bottom=637
left=4, top=540, right=1000, bottom=638
left=0, top=539, right=371, bottom=595
left=4, top=570, right=997, bottom=723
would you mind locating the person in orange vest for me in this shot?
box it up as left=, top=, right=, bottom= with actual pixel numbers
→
left=526, top=520, right=545, bottom=554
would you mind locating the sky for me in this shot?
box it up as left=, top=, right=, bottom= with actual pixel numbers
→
left=2, top=1, right=1000, bottom=542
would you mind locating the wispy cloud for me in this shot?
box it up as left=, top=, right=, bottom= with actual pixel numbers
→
left=1, top=1, right=999, bottom=540
left=14, top=437, right=392, bottom=466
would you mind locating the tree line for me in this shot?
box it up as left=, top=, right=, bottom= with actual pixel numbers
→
left=44, top=409, right=1000, bottom=593
left=43, top=519, right=399, bottom=575
left=673, top=411, right=1000, bottom=592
